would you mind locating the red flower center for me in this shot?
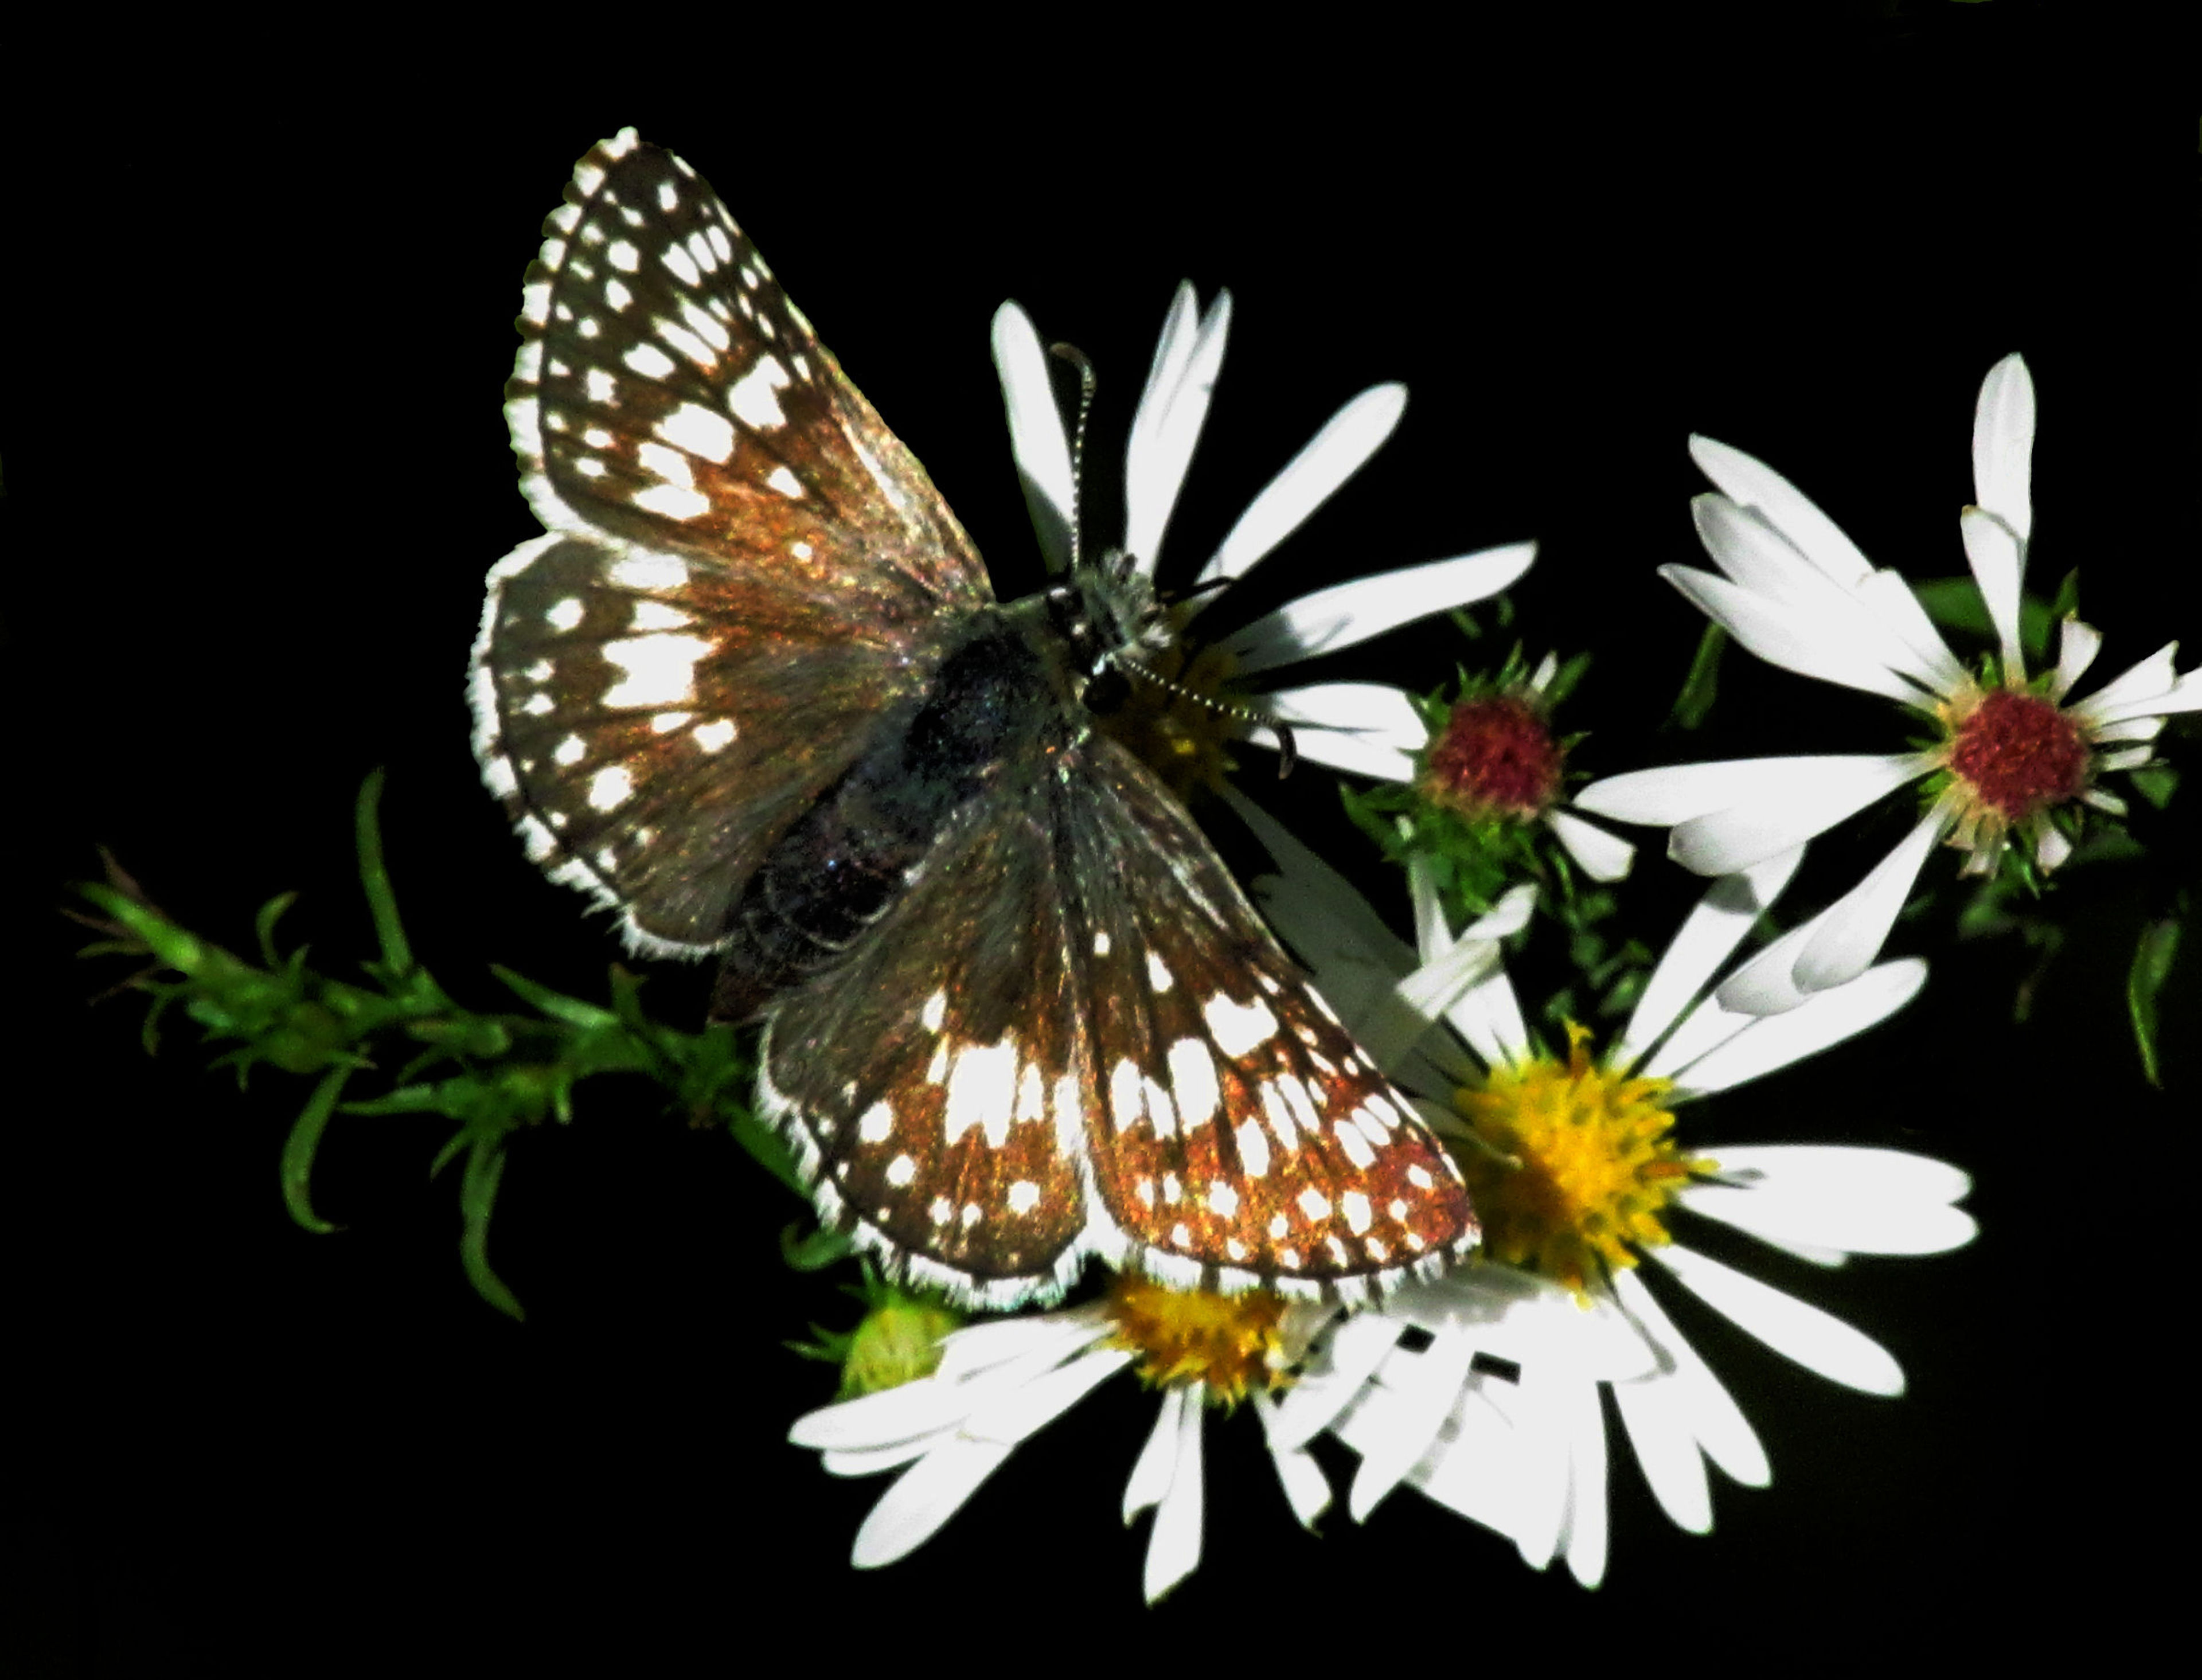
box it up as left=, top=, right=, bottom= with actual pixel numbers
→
left=1947, top=689, right=2088, bottom=819
left=1424, top=696, right=1563, bottom=819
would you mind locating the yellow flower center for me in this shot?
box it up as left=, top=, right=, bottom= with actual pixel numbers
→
left=1104, top=1276, right=1295, bottom=1409
left=1451, top=1023, right=1708, bottom=1298
left=1094, top=629, right=1247, bottom=803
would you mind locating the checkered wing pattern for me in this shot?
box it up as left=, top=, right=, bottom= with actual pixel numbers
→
left=755, top=724, right=1478, bottom=1308
left=471, top=130, right=991, bottom=953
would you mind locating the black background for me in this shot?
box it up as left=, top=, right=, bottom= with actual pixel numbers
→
left=6, top=5, right=2195, bottom=1669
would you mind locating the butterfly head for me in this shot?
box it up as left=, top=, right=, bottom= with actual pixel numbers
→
left=1053, top=546, right=1177, bottom=684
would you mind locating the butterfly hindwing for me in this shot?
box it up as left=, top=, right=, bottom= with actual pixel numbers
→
left=753, top=648, right=1479, bottom=1308
left=1059, top=737, right=1480, bottom=1302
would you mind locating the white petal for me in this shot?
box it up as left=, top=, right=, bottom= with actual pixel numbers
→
left=1122, top=1386, right=1186, bottom=1523
left=1381, top=935, right=1507, bottom=1070
left=1577, top=753, right=1917, bottom=830
left=1791, top=807, right=1951, bottom=992
left=1678, top=1180, right=1977, bottom=1257
left=1559, top=1369, right=1610, bottom=1589
left=1610, top=1270, right=1770, bottom=1489
left=1544, top=807, right=1635, bottom=881
left=1959, top=507, right=2027, bottom=679
left=1652, top=1245, right=1906, bottom=1396
left=1610, top=1366, right=1715, bottom=1534
left=1852, top=570, right=1968, bottom=694
left=2033, top=820, right=2076, bottom=869
left=1614, top=847, right=1805, bottom=1069
left=1197, top=384, right=1408, bottom=593
left=1142, top=1385, right=1207, bottom=1603
left=1665, top=958, right=1927, bottom=1099
left=962, top=1346, right=1133, bottom=1445
left=2049, top=616, right=2102, bottom=702
left=1661, top=562, right=1935, bottom=707
left=1254, top=682, right=1425, bottom=782
left=2074, top=642, right=2191, bottom=725
left=1270, top=1311, right=1412, bottom=1450
left=989, top=301, right=1074, bottom=573
left=1125, top=287, right=1230, bottom=573
left=930, top=1306, right=1110, bottom=1384
left=1667, top=755, right=1930, bottom=877
left=820, top=1432, right=959, bottom=1477
left=1508, top=1361, right=1578, bottom=1570
left=1248, top=720, right=1415, bottom=781
left=1251, top=1392, right=1333, bottom=1526
left=1378, top=1376, right=1532, bottom=1540
left=1349, top=1329, right=1480, bottom=1521
left=1220, top=543, right=1537, bottom=675
left=1689, top=434, right=1875, bottom=589
left=1443, top=952, right=1533, bottom=1070
left=2090, top=714, right=2168, bottom=744
left=1971, top=352, right=2036, bottom=542
left=1706, top=916, right=1824, bottom=1017
left=851, top=1437, right=1016, bottom=1566
left=1703, top=1144, right=1972, bottom=1204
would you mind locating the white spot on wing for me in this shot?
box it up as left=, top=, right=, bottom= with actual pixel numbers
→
left=1340, top=1191, right=1373, bottom=1235
left=943, top=1037, right=1019, bottom=1150
left=1204, top=994, right=1278, bottom=1058
left=1006, top=1181, right=1041, bottom=1215
left=600, top=634, right=708, bottom=708
left=858, top=1102, right=893, bottom=1143
left=727, top=355, right=792, bottom=429
left=692, top=718, right=735, bottom=752
left=920, top=990, right=947, bottom=1034
left=766, top=466, right=805, bottom=498
left=622, top=342, right=676, bottom=380
left=1109, top=1058, right=1145, bottom=1133
left=545, top=597, right=584, bottom=632
left=1235, top=1119, right=1271, bottom=1179
left=1146, top=952, right=1174, bottom=993
left=1167, top=1038, right=1219, bottom=1130
left=657, top=402, right=736, bottom=463
left=886, top=1154, right=916, bottom=1187
left=587, top=765, right=632, bottom=811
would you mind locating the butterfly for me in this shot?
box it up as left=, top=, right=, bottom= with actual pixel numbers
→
left=469, top=128, right=1478, bottom=1308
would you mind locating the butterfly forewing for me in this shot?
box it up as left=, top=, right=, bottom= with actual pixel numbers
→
left=474, top=129, right=991, bottom=952
left=509, top=130, right=989, bottom=609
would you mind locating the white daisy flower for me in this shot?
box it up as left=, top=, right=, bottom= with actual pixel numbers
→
left=788, top=1276, right=1334, bottom=1603
left=990, top=288, right=1555, bottom=790
left=1238, top=799, right=1975, bottom=1585
left=1574, top=353, right=2200, bottom=1010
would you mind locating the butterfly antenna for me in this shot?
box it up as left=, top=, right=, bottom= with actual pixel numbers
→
left=1048, top=341, right=1096, bottom=574
left=1110, top=656, right=1302, bottom=779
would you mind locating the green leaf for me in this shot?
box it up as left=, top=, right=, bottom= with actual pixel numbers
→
left=458, top=1133, right=525, bottom=1320
left=490, top=964, right=617, bottom=1029
left=253, top=892, right=299, bottom=971
left=2127, top=917, right=2182, bottom=1089
left=781, top=1223, right=856, bottom=1271
left=1668, top=623, right=1726, bottom=730
left=354, top=769, right=414, bottom=978
left=280, top=1066, right=352, bottom=1235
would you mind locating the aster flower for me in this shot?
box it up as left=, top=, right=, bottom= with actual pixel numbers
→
left=1237, top=799, right=1975, bottom=1585
left=1574, top=354, right=2200, bottom=1010
left=990, top=287, right=1540, bottom=790
left=788, top=1276, right=1334, bottom=1603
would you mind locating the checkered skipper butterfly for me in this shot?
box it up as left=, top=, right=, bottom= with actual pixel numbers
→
left=470, top=130, right=1477, bottom=1308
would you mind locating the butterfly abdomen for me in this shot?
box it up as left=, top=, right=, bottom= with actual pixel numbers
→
left=711, top=610, right=1057, bottom=1021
